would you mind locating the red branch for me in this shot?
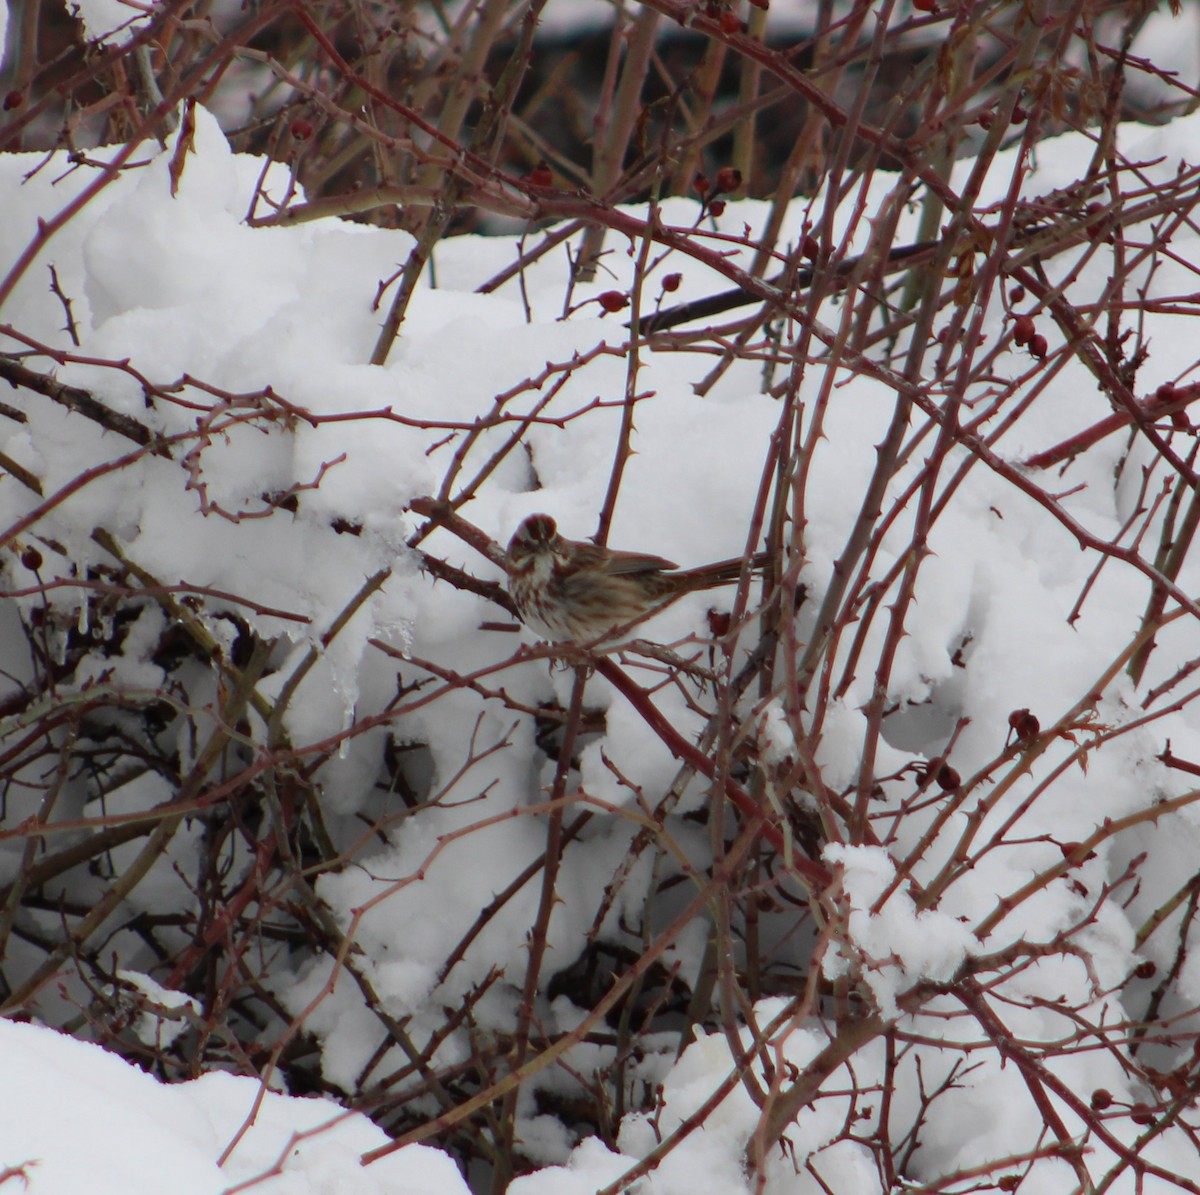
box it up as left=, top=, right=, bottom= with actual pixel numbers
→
left=595, top=658, right=832, bottom=887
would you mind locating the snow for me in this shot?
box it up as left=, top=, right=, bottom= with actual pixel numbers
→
left=0, top=1018, right=470, bottom=1194
left=115, top=968, right=200, bottom=1048
left=821, top=843, right=976, bottom=1018
left=2, top=73, right=1200, bottom=1195
left=65, top=0, right=152, bottom=43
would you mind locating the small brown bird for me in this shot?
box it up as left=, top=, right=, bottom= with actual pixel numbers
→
left=505, top=513, right=756, bottom=642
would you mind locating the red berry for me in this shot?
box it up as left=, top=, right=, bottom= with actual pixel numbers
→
left=693, top=173, right=711, bottom=195
left=662, top=273, right=682, bottom=292
left=912, top=0, right=938, bottom=11
left=1008, top=708, right=1040, bottom=744
left=707, top=609, right=732, bottom=636
left=527, top=163, right=553, bottom=187
left=290, top=118, right=315, bottom=141
left=3, top=90, right=23, bottom=111
left=715, top=166, right=743, bottom=194
left=708, top=199, right=726, bottom=216
left=801, top=233, right=820, bottom=261
left=20, top=546, right=42, bottom=571
left=719, top=11, right=742, bottom=33
left=1011, top=314, right=1035, bottom=345
left=1028, top=333, right=1048, bottom=360
left=598, top=291, right=629, bottom=313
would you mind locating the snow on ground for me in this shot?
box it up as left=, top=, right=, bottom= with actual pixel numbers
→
left=0, top=1017, right=468, bottom=1194
left=2, top=65, right=1200, bottom=1195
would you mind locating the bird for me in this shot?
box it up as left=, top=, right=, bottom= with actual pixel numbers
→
left=505, top=512, right=759, bottom=642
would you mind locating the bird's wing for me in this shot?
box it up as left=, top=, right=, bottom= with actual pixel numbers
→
left=603, top=549, right=679, bottom=575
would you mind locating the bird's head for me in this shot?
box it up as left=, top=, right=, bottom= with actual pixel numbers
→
left=506, top=513, right=559, bottom=568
